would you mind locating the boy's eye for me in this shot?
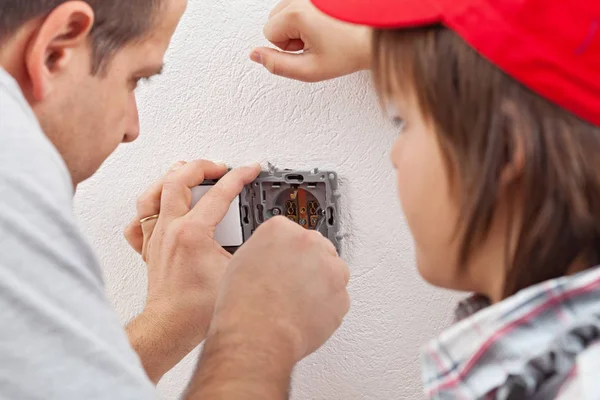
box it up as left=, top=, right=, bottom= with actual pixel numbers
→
left=392, top=117, right=406, bottom=133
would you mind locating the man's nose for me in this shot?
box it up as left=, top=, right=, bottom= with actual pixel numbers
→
left=123, top=93, right=140, bottom=143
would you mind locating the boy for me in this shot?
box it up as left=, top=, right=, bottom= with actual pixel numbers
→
left=254, top=0, right=600, bottom=398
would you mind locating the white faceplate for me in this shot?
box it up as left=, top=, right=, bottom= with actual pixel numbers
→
left=190, top=185, right=244, bottom=247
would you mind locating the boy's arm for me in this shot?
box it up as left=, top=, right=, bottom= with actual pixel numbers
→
left=251, top=0, right=372, bottom=82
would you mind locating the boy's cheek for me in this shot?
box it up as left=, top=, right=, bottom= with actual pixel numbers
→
left=392, top=137, right=422, bottom=227
left=393, top=144, right=463, bottom=289
left=390, top=136, right=404, bottom=169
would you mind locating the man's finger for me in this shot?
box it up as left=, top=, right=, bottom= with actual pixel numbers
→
left=306, top=229, right=338, bottom=257
left=250, top=47, right=317, bottom=82
left=124, top=220, right=143, bottom=254
left=140, top=218, right=159, bottom=261
left=160, top=160, right=229, bottom=221
left=322, top=236, right=338, bottom=257
left=128, top=161, right=187, bottom=255
left=136, top=161, right=187, bottom=221
left=189, top=164, right=261, bottom=227
left=339, top=259, right=351, bottom=287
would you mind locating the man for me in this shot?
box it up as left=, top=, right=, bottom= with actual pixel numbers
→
left=0, top=0, right=350, bottom=398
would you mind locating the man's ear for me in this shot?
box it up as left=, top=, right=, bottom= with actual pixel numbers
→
left=25, top=1, right=94, bottom=101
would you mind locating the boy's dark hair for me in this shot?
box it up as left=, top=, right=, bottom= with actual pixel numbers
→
left=373, top=26, right=600, bottom=298
left=0, top=0, right=162, bottom=73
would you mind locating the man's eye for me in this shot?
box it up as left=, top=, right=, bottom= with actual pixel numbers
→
left=133, top=77, right=152, bottom=90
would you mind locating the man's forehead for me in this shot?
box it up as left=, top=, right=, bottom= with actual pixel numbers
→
left=122, top=0, right=184, bottom=71
left=147, top=0, right=187, bottom=42
left=127, top=0, right=186, bottom=59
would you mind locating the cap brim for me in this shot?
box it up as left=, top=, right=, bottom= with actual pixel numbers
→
left=312, top=0, right=442, bottom=29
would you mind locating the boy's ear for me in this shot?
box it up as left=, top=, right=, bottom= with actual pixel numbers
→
left=25, top=1, right=94, bottom=101
left=499, top=101, right=525, bottom=187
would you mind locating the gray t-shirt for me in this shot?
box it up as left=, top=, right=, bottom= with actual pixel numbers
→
left=0, top=69, right=155, bottom=399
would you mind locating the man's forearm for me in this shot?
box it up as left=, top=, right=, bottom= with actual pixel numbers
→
left=127, top=305, right=210, bottom=384
left=184, top=327, right=297, bottom=399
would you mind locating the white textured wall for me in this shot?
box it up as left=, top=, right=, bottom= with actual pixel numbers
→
left=73, top=0, right=459, bottom=398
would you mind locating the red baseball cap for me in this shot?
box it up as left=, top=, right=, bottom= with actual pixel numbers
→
left=311, top=0, right=600, bottom=127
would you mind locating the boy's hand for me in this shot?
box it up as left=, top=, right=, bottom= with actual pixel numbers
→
left=124, top=161, right=260, bottom=383
left=185, top=216, right=351, bottom=399
left=252, top=0, right=372, bottom=82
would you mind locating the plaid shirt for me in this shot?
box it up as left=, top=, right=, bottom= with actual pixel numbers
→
left=421, top=267, right=600, bottom=399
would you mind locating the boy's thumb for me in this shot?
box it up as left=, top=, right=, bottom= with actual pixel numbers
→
left=250, top=47, right=316, bottom=82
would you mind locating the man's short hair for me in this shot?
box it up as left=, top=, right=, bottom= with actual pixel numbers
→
left=0, top=0, right=162, bottom=73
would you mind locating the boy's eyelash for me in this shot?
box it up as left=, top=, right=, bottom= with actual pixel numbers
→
left=392, top=117, right=406, bottom=132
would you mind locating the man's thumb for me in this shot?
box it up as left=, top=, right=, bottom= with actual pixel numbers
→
left=250, top=47, right=317, bottom=83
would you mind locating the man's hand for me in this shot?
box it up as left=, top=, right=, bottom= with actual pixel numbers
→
left=124, top=160, right=260, bottom=383
left=251, top=0, right=372, bottom=82
left=185, top=217, right=350, bottom=399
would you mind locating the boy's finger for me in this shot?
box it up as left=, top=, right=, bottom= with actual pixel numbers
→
left=190, top=165, right=261, bottom=227
left=269, top=0, right=294, bottom=18
left=263, top=9, right=303, bottom=46
left=284, top=39, right=305, bottom=52
left=251, top=47, right=317, bottom=82
left=259, top=38, right=305, bottom=53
